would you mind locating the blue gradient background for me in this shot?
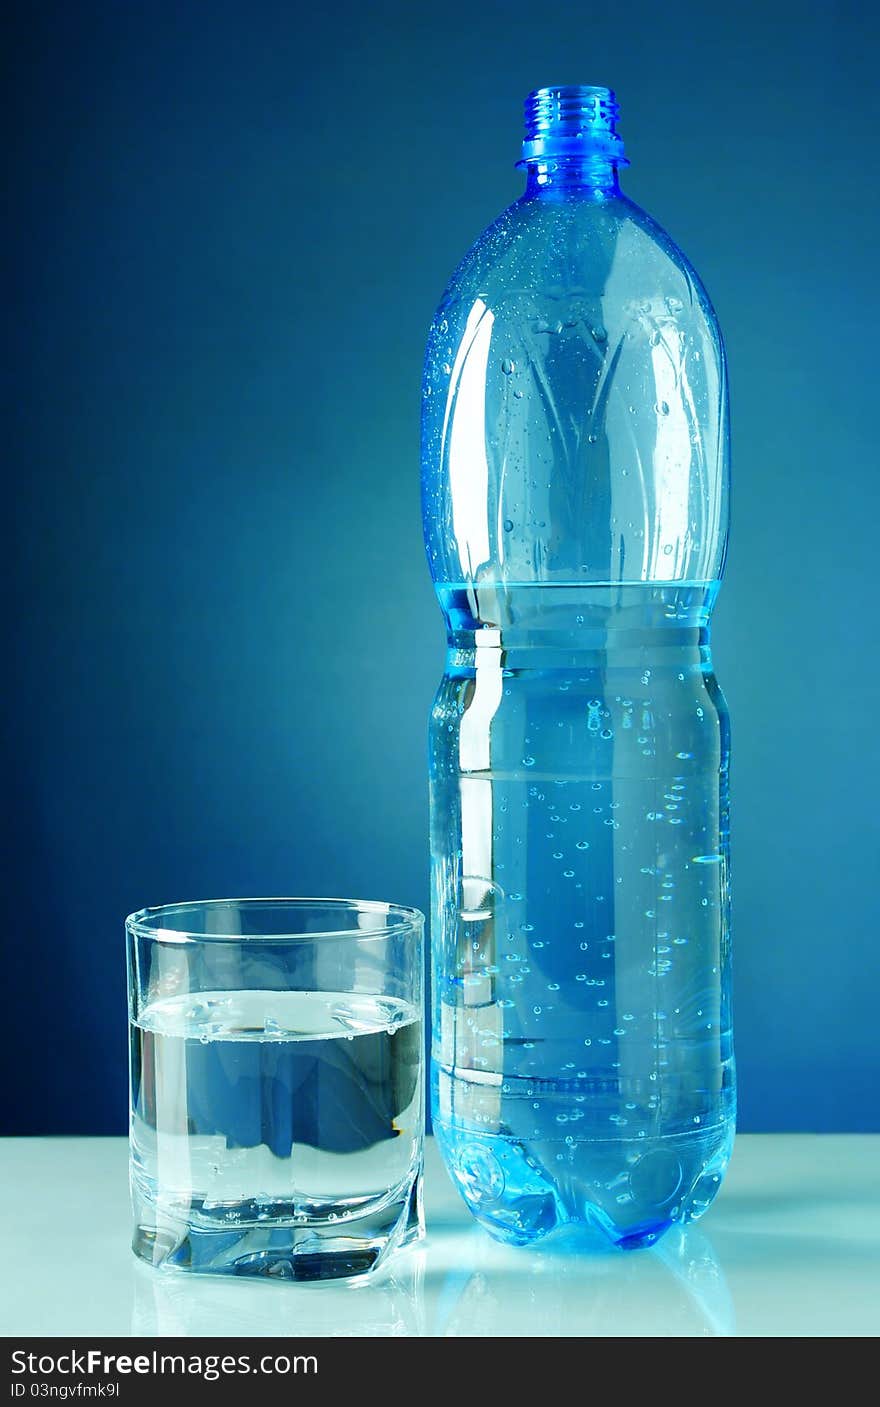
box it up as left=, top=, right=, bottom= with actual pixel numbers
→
left=6, top=0, right=878, bottom=1133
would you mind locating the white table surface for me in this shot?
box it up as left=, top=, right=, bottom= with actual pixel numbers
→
left=1, top=1135, right=877, bottom=1338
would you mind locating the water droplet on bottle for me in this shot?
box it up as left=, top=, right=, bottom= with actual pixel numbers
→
left=501, top=358, right=515, bottom=375
left=658, top=400, right=670, bottom=415
left=503, top=518, right=514, bottom=532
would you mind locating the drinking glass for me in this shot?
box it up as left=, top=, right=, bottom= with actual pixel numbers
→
left=126, top=898, right=424, bottom=1281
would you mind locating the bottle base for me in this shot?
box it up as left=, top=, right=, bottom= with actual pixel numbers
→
left=435, top=1121, right=734, bottom=1251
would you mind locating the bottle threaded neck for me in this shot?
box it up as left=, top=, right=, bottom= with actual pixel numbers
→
left=519, top=85, right=628, bottom=167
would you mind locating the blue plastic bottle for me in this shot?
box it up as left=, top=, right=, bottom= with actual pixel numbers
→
left=422, top=86, right=734, bottom=1249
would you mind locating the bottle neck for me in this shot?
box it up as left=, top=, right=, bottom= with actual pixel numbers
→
left=523, top=156, right=622, bottom=199
left=518, top=84, right=628, bottom=200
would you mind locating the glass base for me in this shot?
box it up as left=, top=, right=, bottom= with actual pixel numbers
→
left=131, top=1169, right=424, bottom=1282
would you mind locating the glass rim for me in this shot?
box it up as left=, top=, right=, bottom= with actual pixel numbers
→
left=124, top=896, right=425, bottom=945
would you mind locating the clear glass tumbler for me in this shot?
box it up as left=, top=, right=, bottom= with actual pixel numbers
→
left=126, top=898, right=425, bottom=1281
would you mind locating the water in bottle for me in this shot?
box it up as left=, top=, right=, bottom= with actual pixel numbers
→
left=422, top=86, right=734, bottom=1249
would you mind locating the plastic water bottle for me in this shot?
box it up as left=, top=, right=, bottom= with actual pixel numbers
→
left=422, top=86, right=734, bottom=1249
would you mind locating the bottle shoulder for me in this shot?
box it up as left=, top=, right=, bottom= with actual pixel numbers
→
left=431, top=191, right=723, bottom=350
left=421, top=187, right=729, bottom=594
